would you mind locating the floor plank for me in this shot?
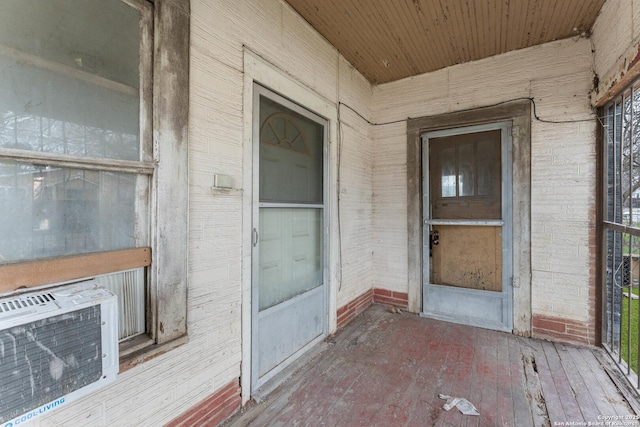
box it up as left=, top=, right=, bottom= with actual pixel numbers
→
left=527, top=339, right=566, bottom=423
left=555, top=344, right=602, bottom=421
left=577, top=347, right=637, bottom=419
left=223, top=305, right=640, bottom=427
left=541, top=342, right=583, bottom=421
left=495, top=333, right=516, bottom=427
left=507, top=337, right=535, bottom=427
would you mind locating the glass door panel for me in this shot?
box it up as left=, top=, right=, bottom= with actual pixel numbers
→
left=430, top=130, right=501, bottom=220
left=258, top=208, right=323, bottom=310
left=429, top=130, right=502, bottom=292
left=259, top=96, right=324, bottom=204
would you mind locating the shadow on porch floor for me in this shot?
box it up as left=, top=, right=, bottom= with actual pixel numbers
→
left=224, top=304, right=640, bottom=426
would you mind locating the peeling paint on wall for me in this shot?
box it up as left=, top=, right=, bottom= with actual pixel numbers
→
left=593, top=43, right=640, bottom=106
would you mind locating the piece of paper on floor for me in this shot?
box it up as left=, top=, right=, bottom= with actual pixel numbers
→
left=438, top=393, right=480, bottom=416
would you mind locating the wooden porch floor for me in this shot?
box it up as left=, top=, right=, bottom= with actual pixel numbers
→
left=224, top=305, right=640, bottom=426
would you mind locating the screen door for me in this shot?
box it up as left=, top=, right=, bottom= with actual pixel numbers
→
left=422, top=123, right=513, bottom=331
left=251, top=85, right=328, bottom=391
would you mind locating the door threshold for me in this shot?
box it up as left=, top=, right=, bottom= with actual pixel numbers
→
left=252, top=339, right=331, bottom=403
left=420, top=311, right=512, bottom=333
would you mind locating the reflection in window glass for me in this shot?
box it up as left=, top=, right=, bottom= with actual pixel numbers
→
left=259, top=96, right=324, bottom=204
left=258, top=208, right=323, bottom=310
left=623, top=95, right=633, bottom=216
left=0, top=0, right=140, bottom=160
left=0, top=0, right=150, bottom=345
left=0, top=160, right=142, bottom=262
left=440, top=147, right=456, bottom=197
left=458, top=144, right=474, bottom=196
left=477, top=139, right=500, bottom=196
left=430, top=130, right=502, bottom=220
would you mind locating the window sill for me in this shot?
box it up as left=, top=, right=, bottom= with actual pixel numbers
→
left=119, top=334, right=189, bottom=373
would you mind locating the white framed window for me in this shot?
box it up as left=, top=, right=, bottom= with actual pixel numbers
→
left=0, top=0, right=189, bottom=363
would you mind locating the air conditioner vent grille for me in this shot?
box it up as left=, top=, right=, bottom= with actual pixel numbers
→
left=0, top=293, right=56, bottom=314
left=0, top=305, right=102, bottom=424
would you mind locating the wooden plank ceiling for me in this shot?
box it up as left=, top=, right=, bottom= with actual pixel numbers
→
left=284, top=0, right=606, bottom=84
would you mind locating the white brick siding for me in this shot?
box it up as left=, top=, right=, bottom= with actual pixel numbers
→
left=371, top=37, right=596, bottom=323
left=31, top=0, right=640, bottom=424
left=36, top=0, right=373, bottom=425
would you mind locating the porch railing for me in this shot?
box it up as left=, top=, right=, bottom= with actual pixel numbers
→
left=602, top=81, right=640, bottom=389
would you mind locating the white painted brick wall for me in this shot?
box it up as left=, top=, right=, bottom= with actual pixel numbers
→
left=34, top=0, right=372, bottom=425
left=30, top=2, right=629, bottom=424
left=372, top=38, right=597, bottom=323
left=372, top=123, right=409, bottom=294
left=336, top=107, right=375, bottom=307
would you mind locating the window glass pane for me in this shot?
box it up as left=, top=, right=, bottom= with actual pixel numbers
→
left=606, top=105, right=616, bottom=223
left=258, top=208, right=323, bottom=310
left=458, top=144, right=474, bottom=196
left=259, top=96, right=324, bottom=204
left=604, top=228, right=623, bottom=347
left=477, top=138, right=500, bottom=196
left=0, top=160, right=145, bottom=262
left=615, top=101, right=624, bottom=224
left=632, top=89, right=640, bottom=224
left=440, top=147, right=456, bottom=197
left=430, top=130, right=501, bottom=220
left=623, top=95, right=633, bottom=224
left=0, top=0, right=140, bottom=160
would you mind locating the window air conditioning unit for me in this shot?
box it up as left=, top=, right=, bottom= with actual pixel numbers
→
left=0, top=281, right=118, bottom=426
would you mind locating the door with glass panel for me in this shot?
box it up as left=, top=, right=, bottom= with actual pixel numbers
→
left=422, top=123, right=513, bottom=332
left=252, top=85, right=327, bottom=391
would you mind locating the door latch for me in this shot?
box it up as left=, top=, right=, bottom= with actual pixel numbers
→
left=430, top=230, right=439, bottom=246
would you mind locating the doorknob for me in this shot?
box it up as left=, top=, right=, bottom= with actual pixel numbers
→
left=253, top=228, right=259, bottom=247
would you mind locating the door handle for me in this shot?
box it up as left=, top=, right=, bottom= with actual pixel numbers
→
left=252, top=228, right=259, bottom=247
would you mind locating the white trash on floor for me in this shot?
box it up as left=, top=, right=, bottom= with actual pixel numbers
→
left=438, top=393, right=480, bottom=416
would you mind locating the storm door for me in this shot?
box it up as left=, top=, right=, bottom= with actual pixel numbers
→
left=251, top=85, right=327, bottom=391
left=422, top=123, right=513, bottom=331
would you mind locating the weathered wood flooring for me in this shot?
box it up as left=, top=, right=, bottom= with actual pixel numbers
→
left=224, top=305, right=640, bottom=427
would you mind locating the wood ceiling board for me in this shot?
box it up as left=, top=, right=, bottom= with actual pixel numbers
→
left=380, top=2, right=425, bottom=76
left=284, top=0, right=606, bottom=84
left=411, top=0, right=451, bottom=72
